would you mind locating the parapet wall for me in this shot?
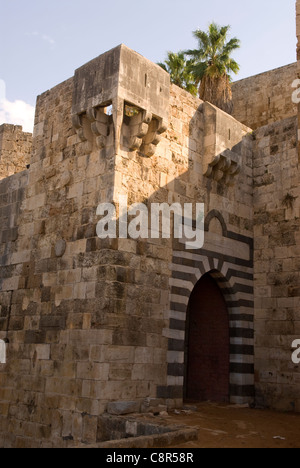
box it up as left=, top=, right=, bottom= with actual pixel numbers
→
left=0, top=124, right=32, bottom=180
left=232, top=63, right=297, bottom=130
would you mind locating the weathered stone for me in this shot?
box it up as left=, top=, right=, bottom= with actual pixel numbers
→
left=0, top=124, right=32, bottom=180
left=0, top=8, right=300, bottom=448
left=55, top=239, right=66, bottom=257
left=107, top=401, right=140, bottom=415
left=231, top=63, right=298, bottom=130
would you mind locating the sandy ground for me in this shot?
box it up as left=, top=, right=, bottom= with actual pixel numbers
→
left=165, top=402, right=300, bottom=448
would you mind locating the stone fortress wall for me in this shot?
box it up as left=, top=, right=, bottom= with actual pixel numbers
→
left=0, top=1, right=299, bottom=447
left=231, top=62, right=297, bottom=130
left=232, top=55, right=300, bottom=410
left=0, top=46, right=254, bottom=447
left=0, top=124, right=32, bottom=180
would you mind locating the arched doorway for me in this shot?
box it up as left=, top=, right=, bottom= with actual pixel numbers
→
left=185, top=272, right=230, bottom=403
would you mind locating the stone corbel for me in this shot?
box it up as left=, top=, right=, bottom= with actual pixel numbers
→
left=204, top=149, right=241, bottom=186
left=72, top=106, right=110, bottom=150
left=129, top=110, right=153, bottom=151
left=86, top=107, right=109, bottom=149
left=125, top=107, right=167, bottom=157
left=72, top=114, right=86, bottom=142
left=140, top=117, right=168, bottom=157
left=72, top=101, right=168, bottom=157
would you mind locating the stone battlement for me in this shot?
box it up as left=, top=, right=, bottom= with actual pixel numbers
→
left=0, top=124, right=32, bottom=180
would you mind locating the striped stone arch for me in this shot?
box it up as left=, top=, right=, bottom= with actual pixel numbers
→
left=157, top=210, right=254, bottom=405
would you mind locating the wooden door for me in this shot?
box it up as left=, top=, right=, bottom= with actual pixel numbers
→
left=185, top=273, right=230, bottom=402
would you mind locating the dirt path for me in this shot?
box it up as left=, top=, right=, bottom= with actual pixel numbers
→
left=165, top=402, right=300, bottom=448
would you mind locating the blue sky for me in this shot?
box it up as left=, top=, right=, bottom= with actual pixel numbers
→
left=0, top=0, right=297, bottom=132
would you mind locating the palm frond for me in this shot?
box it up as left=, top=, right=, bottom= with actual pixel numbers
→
left=158, top=22, right=240, bottom=108
left=222, top=37, right=241, bottom=54
left=157, top=62, right=168, bottom=72
left=158, top=51, right=198, bottom=95
left=189, top=22, right=240, bottom=112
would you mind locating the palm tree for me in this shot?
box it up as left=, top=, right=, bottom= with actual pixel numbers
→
left=158, top=52, right=198, bottom=97
left=186, top=23, right=240, bottom=114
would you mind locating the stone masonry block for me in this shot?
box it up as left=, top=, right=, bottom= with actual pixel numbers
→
left=106, top=401, right=140, bottom=415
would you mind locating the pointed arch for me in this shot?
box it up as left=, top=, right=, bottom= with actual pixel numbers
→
left=158, top=247, right=254, bottom=405
left=204, top=210, right=228, bottom=237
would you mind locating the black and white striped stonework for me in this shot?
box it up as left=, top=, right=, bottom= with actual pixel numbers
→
left=157, top=210, right=254, bottom=405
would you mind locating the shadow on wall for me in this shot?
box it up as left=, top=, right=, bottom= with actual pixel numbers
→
left=154, top=101, right=254, bottom=405
left=92, top=93, right=255, bottom=405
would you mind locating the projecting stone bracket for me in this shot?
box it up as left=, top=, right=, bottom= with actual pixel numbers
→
left=72, top=107, right=110, bottom=150
left=204, top=149, right=241, bottom=186
left=139, top=117, right=168, bottom=158
left=127, top=109, right=168, bottom=157
left=72, top=113, right=86, bottom=142
left=71, top=45, right=170, bottom=157
left=72, top=105, right=168, bottom=157
left=87, top=107, right=110, bottom=149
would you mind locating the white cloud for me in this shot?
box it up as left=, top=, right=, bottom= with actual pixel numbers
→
left=26, top=31, right=56, bottom=48
left=42, top=34, right=55, bottom=46
left=0, top=80, right=35, bottom=133
left=0, top=100, right=35, bottom=133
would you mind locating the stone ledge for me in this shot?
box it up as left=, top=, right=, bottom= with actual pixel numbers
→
left=89, top=427, right=198, bottom=448
left=79, top=413, right=198, bottom=448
